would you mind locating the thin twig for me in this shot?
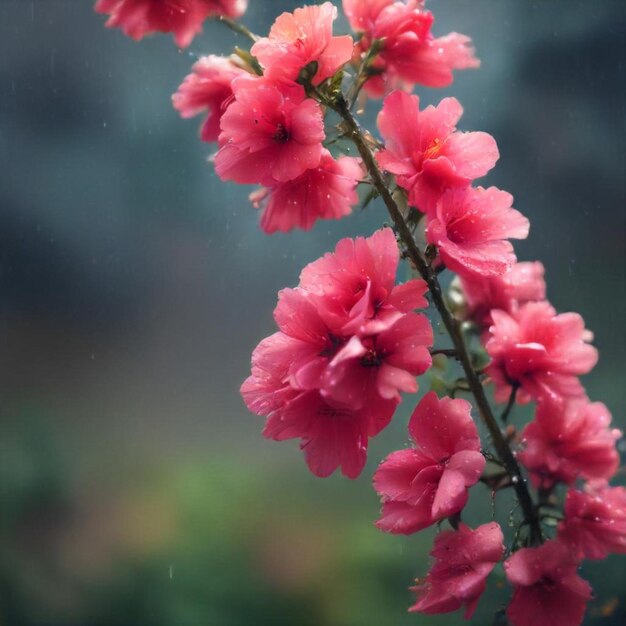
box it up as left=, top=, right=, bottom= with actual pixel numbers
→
left=500, top=386, right=518, bottom=423
left=217, top=16, right=259, bottom=42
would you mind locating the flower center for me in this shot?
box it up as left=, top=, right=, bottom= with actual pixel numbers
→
left=361, top=349, right=382, bottom=367
left=273, top=123, right=291, bottom=143
left=437, top=456, right=451, bottom=470
left=319, top=334, right=344, bottom=358
left=423, top=137, right=443, bottom=161
left=445, top=217, right=468, bottom=244
left=539, top=577, right=557, bottom=592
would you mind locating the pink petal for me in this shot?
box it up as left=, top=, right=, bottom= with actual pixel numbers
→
left=387, top=279, right=429, bottom=311
left=377, top=91, right=422, bottom=162
left=431, top=468, right=468, bottom=519
left=408, top=392, right=480, bottom=458
left=372, top=448, right=428, bottom=501
left=444, top=131, right=499, bottom=180
left=377, top=363, right=418, bottom=399
left=376, top=498, right=434, bottom=534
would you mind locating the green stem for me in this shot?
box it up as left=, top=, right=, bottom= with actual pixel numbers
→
left=500, top=386, right=518, bottom=423
left=331, top=94, right=543, bottom=546
left=217, top=16, right=259, bottom=42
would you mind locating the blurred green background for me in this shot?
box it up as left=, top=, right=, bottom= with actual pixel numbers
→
left=0, top=1, right=624, bottom=624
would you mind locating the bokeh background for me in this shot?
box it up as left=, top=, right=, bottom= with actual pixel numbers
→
left=1, top=1, right=625, bottom=624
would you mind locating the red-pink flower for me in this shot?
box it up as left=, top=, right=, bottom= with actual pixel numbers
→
left=299, top=227, right=429, bottom=335
left=241, top=229, right=434, bottom=479
left=518, top=395, right=621, bottom=487
left=241, top=326, right=399, bottom=479
left=373, top=392, right=485, bottom=534
left=558, top=482, right=626, bottom=560
left=460, top=261, right=546, bottom=328
left=322, top=312, right=433, bottom=406
left=410, top=522, right=504, bottom=618
left=249, top=150, right=363, bottom=233
left=504, top=540, right=592, bottom=626
left=376, top=91, right=499, bottom=212
left=344, top=0, right=479, bottom=96
left=172, top=55, right=246, bottom=143
left=426, top=186, right=529, bottom=277
left=272, top=286, right=432, bottom=408
left=95, top=0, right=247, bottom=47
left=263, top=390, right=393, bottom=479
left=251, top=2, right=354, bottom=85
left=485, top=301, right=598, bottom=404
left=241, top=334, right=393, bottom=479
left=214, top=78, right=325, bottom=185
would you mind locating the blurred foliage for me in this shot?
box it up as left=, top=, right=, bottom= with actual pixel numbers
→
left=1, top=415, right=624, bottom=626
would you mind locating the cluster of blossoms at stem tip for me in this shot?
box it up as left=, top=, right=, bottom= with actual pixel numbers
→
left=96, top=1, right=625, bottom=625
left=173, top=2, right=366, bottom=233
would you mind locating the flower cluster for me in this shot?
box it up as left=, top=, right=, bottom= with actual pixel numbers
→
left=96, top=2, right=624, bottom=625
left=344, top=0, right=479, bottom=96
left=95, top=0, right=247, bottom=48
left=174, top=3, right=364, bottom=232
left=241, top=228, right=433, bottom=478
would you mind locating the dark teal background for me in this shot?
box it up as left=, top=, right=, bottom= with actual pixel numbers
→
left=0, top=1, right=624, bottom=624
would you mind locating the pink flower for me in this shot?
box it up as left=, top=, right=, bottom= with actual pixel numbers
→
left=241, top=229, right=434, bottom=479
left=172, top=55, right=246, bottom=143
left=345, top=0, right=479, bottom=96
left=376, top=91, right=499, bottom=212
left=299, top=227, right=429, bottom=335
left=322, top=311, right=433, bottom=407
left=485, top=301, right=598, bottom=404
left=263, top=390, right=393, bottom=479
left=272, top=286, right=432, bottom=408
left=373, top=392, right=485, bottom=534
left=343, top=0, right=395, bottom=31
left=426, top=186, right=529, bottom=277
left=460, top=261, right=546, bottom=328
left=251, top=2, right=354, bottom=85
left=558, top=482, right=626, bottom=560
left=241, top=335, right=397, bottom=479
left=249, top=150, right=363, bottom=233
left=504, top=540, right=592, bottom=626
left=410, top=522, right=504, bottom=618
left=214, top=78, right=325, bottom=185
left=240, top=333, right=393, bottom=478
left=95, top=0, right=247, bottom=48
left=518, top=395, right=621, bottom=487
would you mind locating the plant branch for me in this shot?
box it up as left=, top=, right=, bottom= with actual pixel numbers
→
left=331, top=94, right=543, bottom=546
left=217, top=16, right=259, bottom=42
left=500, top=386, right=518, bottom=423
